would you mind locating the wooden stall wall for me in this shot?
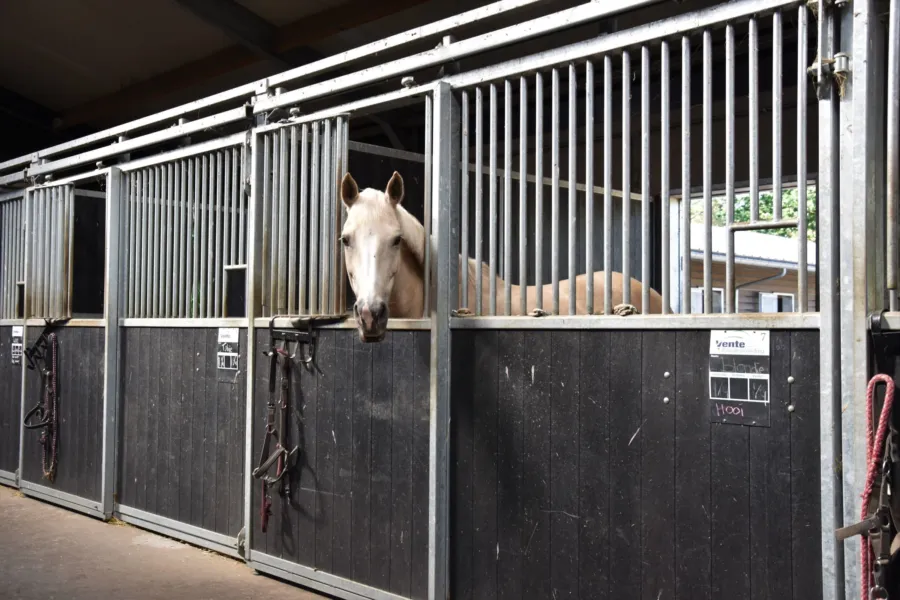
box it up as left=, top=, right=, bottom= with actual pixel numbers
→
left=251, top=328, right=431, bottom=599
left=0, top=326, right=22, bottom=475
left=118, top=327, right=246, bottom=537
left=21, top=326, right=104, bottom=500
left=450, top=329, right=822, bottom=600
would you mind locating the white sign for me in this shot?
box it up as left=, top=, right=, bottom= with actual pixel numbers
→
left=217, top=327, right=240, bottom=372
left=709, top=330, right=770, bottom=356
left=708, top=330, right=771, bottom=427
left=11, top=325, right=23, bottom=366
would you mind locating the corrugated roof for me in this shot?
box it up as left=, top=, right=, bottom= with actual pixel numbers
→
left=690, top=223, right=817, bottom=268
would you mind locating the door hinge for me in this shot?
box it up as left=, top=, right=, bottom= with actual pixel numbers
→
left=809, top=52, right=850, bottom=99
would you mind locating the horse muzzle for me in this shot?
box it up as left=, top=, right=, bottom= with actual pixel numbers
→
left=354, top=300, right=388, bottom=343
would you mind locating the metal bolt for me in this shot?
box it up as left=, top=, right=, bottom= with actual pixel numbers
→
left=663, top=397, right=670, bottom=404
left=787, top=375, right=795, bottom=384
left=788, top=404, right=795, bottom=412
left=401, top=76, right=416, bottom=88
left=289, top=107, right=301, bottom=117
left=663, top=371, right=671, bottom=379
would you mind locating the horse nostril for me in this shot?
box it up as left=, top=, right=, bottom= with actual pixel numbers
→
left=372, top=301, right=387, bottom=322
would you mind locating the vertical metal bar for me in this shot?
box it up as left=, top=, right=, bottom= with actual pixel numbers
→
left=475, top=87, right=484, bottom=316
left=138, top=171, right=147, bottom=317
left=269, top=131, right=281, bottom=315
left=175, top=162, right=184, bottom=318
left=261, top=134, right=271, bottom=315
left=726, top=24, right=736, bottom=313
left=604, top=57, right=613, bottom=315
left=332, top=117, right=343, bottom=315
left=66, top=186, right=74, bottom=318
left=277, top=132, right=288, bottom=314
left=773, top=11, right=784, bottom=222
left=504, top=80, right=513, bottom=316
left=299, top=124, right=310, bottom=314
left=200, top=155, right=210, bottom=318
left=187, top=159, right=197, bottom=317
left=622, top=51, right=632, bottom=307
left=1, top=203, right=8, bottom=318
left=288, top=127, right=299, bottom=313
left=797, top=7, right=809, bottom=312
left=425, top=98, right=434, bottom=317
left=339, top=116, right=349, bottom=314
left=321, top=120, right=333, bottom=313
left=641, top=47, right=651, bottom=314
left=41, top=189, right=49, bottom=316
left=428, top=80, right=458, bottom=600
left=749, top=17, right=760, bottom=222
left=44, top=189, right=52, bottom=316
left=309, top=122, right=320, bottom=315
left=703, top=31, right=713, bottom=314
left=489, top=83, right=498, bottom=316
left=585, top=61, right=595, bottom=316
left=535, top=73, right=544, bottom=313
left=100, top=168, right=123, bottom=517
left=166, top=163, right=175, bottom=318
left=551, top=68, right=560, bottom=314
left=680, top=36, right=691, bottom=314
left=519, top=77, right=528, bottom=316
left=215, top=152, right=224, bottom=317
left=660, top=42, right=670, bottom=315
left=890, top=0, right=900, bottom=310
left=461, top=91, right=470, bottom=310
left=153, top=166, right=162, bottom=317
left=240, top=143, right=248, bottom=266
left=224, top=150, right=231, bottom=273
left=568, top=64, right=577, bottom=317
left=231, top=148, right=239, bottom=266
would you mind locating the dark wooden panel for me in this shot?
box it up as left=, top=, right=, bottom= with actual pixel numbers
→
left=22, top=326, right=103, bottom=501
left=450, top=329, right=822, bottom=600
left=250, top=328, right=430, bottom=599
left=0, top=327, right=23, bottom=474
left=119, top=327, right=245, bottom=536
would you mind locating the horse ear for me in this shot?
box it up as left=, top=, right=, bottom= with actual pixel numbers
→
left=385, top=171, right=404, bottom=206
left=341, top=173, right=359, bottom=208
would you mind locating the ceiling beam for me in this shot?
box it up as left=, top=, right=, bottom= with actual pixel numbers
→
left=56, top=0, right=429, bottom=130
left=173, top=0, right=290, bottom=68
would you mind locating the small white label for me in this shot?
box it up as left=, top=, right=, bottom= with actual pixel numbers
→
left=218, top=328, right=239, bottom=344
left=709, top=330, right=770, bottom=357
left=12, top=326, right=23, bottom=337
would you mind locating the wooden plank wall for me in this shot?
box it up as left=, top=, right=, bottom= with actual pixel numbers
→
left=21, top=326, right=104, bottom=500
left=450, top=329, right=822, bottom=600
left=0, top=326, right=22, bottom=474
left=119, top=327, right=245, bottom=537
left=251, top=328, right=430, bottom=599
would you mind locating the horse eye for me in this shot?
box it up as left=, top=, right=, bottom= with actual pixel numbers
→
left=392, top=235, right=402, bottom=247
left=340, top=235, right=351, bottom=248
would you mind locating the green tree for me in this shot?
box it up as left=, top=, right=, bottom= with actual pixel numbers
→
left=690, top=186, right=817, bottom=242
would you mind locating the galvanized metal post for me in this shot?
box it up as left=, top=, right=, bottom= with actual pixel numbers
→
left=816, top=2, right=844, bottom=598
left=429, top=81, right=459, bottom=600
left=17, top=189, right=32, bottom=486
left=242, top=132, right=263, bottom=561
left=101, top=167, right=122, bottom=519
left=839, top=1, right=884, bottom=597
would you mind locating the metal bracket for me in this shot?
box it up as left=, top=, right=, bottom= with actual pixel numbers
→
left=809, top=52, right=850, bottom=98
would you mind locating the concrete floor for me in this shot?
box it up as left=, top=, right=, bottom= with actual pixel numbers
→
left=0, top=485, right=327, bottom=600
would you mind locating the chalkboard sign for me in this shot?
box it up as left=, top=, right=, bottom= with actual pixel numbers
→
left=11, top=326, right=23, bottom=366
left=708, top=330, right=770, bottom=427
left=217, top=327, right=240, bottom=383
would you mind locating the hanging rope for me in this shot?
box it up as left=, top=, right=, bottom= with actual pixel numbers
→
left=862, top=373, right=896, bottom=600
left=22, top=332, right=60, bottom=482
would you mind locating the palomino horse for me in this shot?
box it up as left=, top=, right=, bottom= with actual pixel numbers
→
left=339, top=171, right=665, bottom=342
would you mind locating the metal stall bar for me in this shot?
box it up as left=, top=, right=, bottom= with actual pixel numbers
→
left=429, top=81, right=458, bottom=600
left=288, top=126, right=298, bottom=313
left=504, top=80, right=513, bottom=317
left=622, top=51, right=632, bottom=308
left=703, top=31, right=713, bottom=314
left=189, top=159, right=199, bottom=318
left=551, top=69, right=560, bottom=314
left=50, top=188, right=58, bottom=317
left=749, top=17, right=760, bottom=222
left=890, top=0, right=900, bottom=310
left=261, top=135, right=271, bottom=315
left=660, top=42, right=670, bottom=315
left=816, top=2, right=843, bottom=598
left=568, top=64, right=577, bottom=316
left=585, top=61, right=595, bottom=316
left=461, top=91, right=470, bottom=310
left=216, top=151, right=225, bottom=317
left=725, top=24, right=736, bottom=313
left=277, top=131, right=288, bottom=315
left=65, top=185, right=74, bottom=318
left=797, top=7, right=809, bottom=312
left=101, top=167, right=122, bottom=517
left=604, top=56, right=612, bottom=315
left=175, top=161, right=184, bottom=318
left=475, top=87, right=484, bottom=315
left=202, top=156, right=211, bottom=318
left=519, top=77, right=528, bottom=316
left=426, top=98, right=434, bottom=317
left=138, top=171, right=147, bottom=317
left=681, top=36, right=691, bottom=314
left=1, top=202, right=7, bottom=318
left=153, top=167, right=161, bottom=317
left=641, top=47, right=650, bottom=314
left=167, top=164, right=175, bottom=317
left=534, top=74, right=543, bottom=313
left=490, top=83, right=499, bottom=316
left=773, top=11, right=784, bottom=222
left=299, top=124, right=310, bottom=314
left=309, top=123, right=320, bottom=315
left=231, top=148, right=239, bottom=269
left=320, top=120, right=333, bottom=313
